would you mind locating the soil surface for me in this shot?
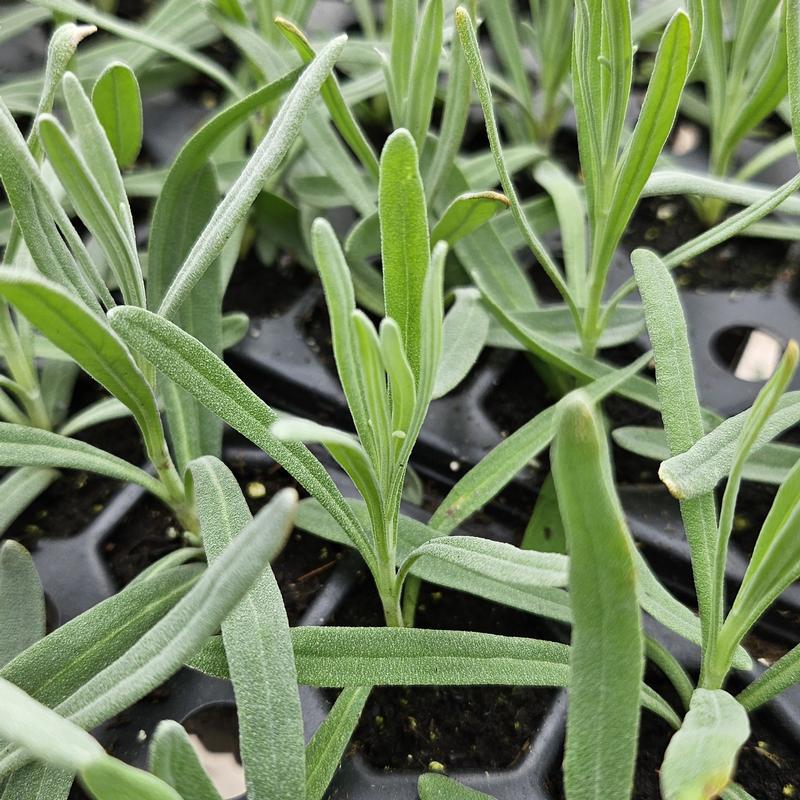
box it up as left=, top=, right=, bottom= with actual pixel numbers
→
left=4, top=409, right=144, bottom=548
left=223, top=252, right=313, bottom=320
left=328, top=571, right=562, bottom=771
left=547, top=666, right=800, bottom=799
left=103, top=451, right=344, bottom=625
left=625, top=196, right=800, bottom=292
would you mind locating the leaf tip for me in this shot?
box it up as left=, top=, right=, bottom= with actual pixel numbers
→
left=657, top=462, right=685, bottom=499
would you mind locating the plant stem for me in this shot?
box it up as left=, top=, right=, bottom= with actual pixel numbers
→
left=0, top=302, right=50, bottom=430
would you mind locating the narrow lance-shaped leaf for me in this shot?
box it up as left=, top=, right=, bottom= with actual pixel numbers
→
left=433, top=288, right=489, bottom=399
left=0, top=423, right=169, bottom=502
left=0, top=541, right=45, bottom=668
left=418, top=773, right=496, bottom=800
left=430, top=351, right=654, bottom=534
left=430, top=192, right=510, bottom=247
left=0, top=274, right=166, bottom=466
left=191, top=457, right=304, bottom=800
left=0, top=101, right=108, bottom=314
left=305, top=687, right=370, bottom=800
left=660, top=392, right=800, bottom=500
left=0, top=567, right=200, bottom=709
left=61, top=71, right=132, bottom=237
left=37, top=113, right=145, bottom=308
left=158, top=34, right=347, bottom=320
left=379, top=129, right=430, bottom=378
left=705, top=342, right=799, bottom=686
left=149, top=721, right=222, bottom=800
left=660, top=689, right=749, bottom=800
left=311, top=218, right=373, bottom=457
left=0, top=492, right=299, bottom=779
left=407, top=0, right=444, bottom=150
left=597, top=11, right=691, bottom=289
left=190, top=627, right=679, bottom=727
left=0, top=677, right=182, bottom=800
left=274, top=17, right=379, bottom=179
left=788, top=0, right=800, bottom=160
left=91, top=62, right=143, bottom=169
left=552, top=391, right=643, bottom=800
left=631, top=248, right=715, bottom=648
left=716, top=438, right=800, bottom=675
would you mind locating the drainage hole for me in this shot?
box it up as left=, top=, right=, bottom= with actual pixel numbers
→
left=712, top=326, right=786, bottom=382
left=182, top=704, right=245, bottom=799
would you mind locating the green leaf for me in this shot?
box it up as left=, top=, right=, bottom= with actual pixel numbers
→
left=602, top=11, right=691, bottom=266
left=293, top=626, right=570, bottom=687
left=431, top=192, right=509, bottom=247
left=91, top=62, right=142, bottom=169
left=660, top=391, right=800, bottom=499
left=0, top=494, right=298, bottom=779
left=407, top=0, right=444, bottom=149
left=147, top=70, right=301, bottom=470
left=738, top=640, right=800, bottom=711
left=379, top=129, right=430, bottom=378
left=149, top=721, right=222, bottom=800
left=787, top=0, right=800, bottom=159
left=191, top=457, right=304, bottom=800
left=380, top=317, right=417, bottom=445
left=58, top=398, right=131, bottom=438
left=521, top=473, right=566, bottom=554
left=271, top=418, right=381, bottom=516
left=37, top=112, right=144, bottom=307
left=418, top=773, right=496, bottom=800
left=496, top=304, right=645, bottom=351
left=0, top=541, right=45, bottom=668
left=0, top=423, right=168, bottom=502
left=0, top=101, right=109, bottom=313
left=80, top=757, right=182, bottom=800
left=296, top=497, right=571, bottom=624
left=0, top=274, right=166, bottom=468
left=107, top=305, right=375, bottom=573
left=388, top=0, right=416, bottom=123
left=631, top=247, right=715, bottom=650
left=0, top=567, right=199, bottom=714
left=0, top=677, right=102, bottom=772
left=430, top=351, right=654, bottom=534
left=553, top=392, right=643, bottom=800
left=612, top=426, right=800, bottom=488
left=275, top=18, right=379, bottom=178
left=61, top=71, right=131, bottom=237
left=425, top=0, right=472, bottom=201
left=305, top=687, right=370, bottom=800
left=455, top=9, right=573, bottom=317
left=157, top=34, right=347, bottom=320
left=311, top=219, right=373, bottom=455
left=0, top=467, right=57, bottom=536
left=533, top=161, right=587, bottom=305
left=398, top=536, right=568, bottom=592
left=0, top=763, right=72, bottom=800
left=660, top=690, right=749, bottom=800
left=433, top=288, right=489, bottom=399
left=717, top=448, right=800, bottom=673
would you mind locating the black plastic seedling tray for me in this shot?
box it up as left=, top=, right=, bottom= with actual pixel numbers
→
left=21, top=446, right=800, bottom=800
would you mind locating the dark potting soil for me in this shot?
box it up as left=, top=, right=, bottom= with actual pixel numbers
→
left=328, top=573, right=561, bottom=771
left=4, top=415, right=144, bottom=547
left=482, top=351, right=554, bottom=438
left=223, top=252, right=314, bottom=319
left=625, top=196, right=800, bottom=292
left=102, top=453, right=344, bottom=625
left=547, top=664, right=800, bottom=799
